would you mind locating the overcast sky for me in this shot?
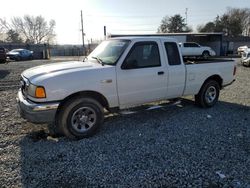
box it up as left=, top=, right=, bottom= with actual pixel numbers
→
left=0, top=0, right=249, bottom=44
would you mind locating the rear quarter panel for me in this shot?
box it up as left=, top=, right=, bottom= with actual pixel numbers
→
left=184, top=61, right=236, bottom=95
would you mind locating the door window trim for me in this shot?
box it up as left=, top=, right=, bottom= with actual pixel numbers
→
left=121, top=41, right=161, bottom=69
left=164, top=42, right=182, bottom=66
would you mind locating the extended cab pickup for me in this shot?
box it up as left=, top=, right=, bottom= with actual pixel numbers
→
left=17, top=37, right=236, bottom=139
left=179, top=42, right=216, bottom=58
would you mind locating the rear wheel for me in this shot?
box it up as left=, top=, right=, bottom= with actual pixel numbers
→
left=202, top=51, right=210, bottom=59
left=195, top=80, right=220, bottom=108
left=57, top=97, right=104, bottom=139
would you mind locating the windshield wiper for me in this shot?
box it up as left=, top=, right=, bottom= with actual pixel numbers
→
left=91, top=56, right=105, bottom=66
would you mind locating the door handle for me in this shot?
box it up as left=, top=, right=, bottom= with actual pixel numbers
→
left=158, top=71, right=164, bottom=75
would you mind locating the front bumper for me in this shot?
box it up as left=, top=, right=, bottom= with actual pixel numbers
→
left=7, top=55, right=17, bottom=60
left=16, top=90, right=59, bottom=124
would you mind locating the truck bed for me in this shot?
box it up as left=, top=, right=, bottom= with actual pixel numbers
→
left=183, top=58, right=235, bottom=96
left=184, top=58, right=234, bottom=65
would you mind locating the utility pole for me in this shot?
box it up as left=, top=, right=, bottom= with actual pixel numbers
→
left=185, top=8, right=188, bottom=25
left=104, top=26, right=107, bottom=40
left=80, top=10, right=85, bottom=55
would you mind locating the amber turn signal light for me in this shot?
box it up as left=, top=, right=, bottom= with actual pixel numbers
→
left=35, top=87, right=46, bottom=98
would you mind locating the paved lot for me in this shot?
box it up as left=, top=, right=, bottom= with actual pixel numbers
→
left=0, top=57, right=249, bottom=187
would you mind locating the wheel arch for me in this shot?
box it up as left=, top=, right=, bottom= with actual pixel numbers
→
left=56, top=90, right=110, bottom=115
left=202, top=50, right=210, bottom=55
left=195, top=74, right=222, bottom=108
left=202, top=75, right=223, bottom=89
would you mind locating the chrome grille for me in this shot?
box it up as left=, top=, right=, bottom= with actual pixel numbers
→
left=20, top=76, right=29, bottom=98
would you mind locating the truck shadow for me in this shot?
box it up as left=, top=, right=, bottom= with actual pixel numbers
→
left=19, top=99, right=250, bottom=187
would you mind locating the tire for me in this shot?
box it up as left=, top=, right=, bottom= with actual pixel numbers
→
left=15, top=56, right=21, bottom=61
left=57, top=97, right=104, bottom=139
left=202, top=51, right=210, bottom=59
left=245, top=61, right=250, bottom=67
left=47, top=122, right=64, bottom=137
left=195, top=80, right=220, bottom=108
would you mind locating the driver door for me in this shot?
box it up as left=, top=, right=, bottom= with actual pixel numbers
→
left=116, top=40, right=168, bottom=108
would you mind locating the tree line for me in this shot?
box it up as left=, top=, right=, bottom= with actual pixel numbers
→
left=1, top=7, right=249, bottom=44
left=158, top=7, right=250, bottom=37
left=0, top=15, right=56, bottom=44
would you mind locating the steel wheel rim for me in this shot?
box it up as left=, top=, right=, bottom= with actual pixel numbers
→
left=205, top=86, right=217, bottom=103
left=71, top=107, right=97, bottom=133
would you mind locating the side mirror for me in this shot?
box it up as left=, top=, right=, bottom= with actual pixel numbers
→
left=121, top=59, right=138, bottom=69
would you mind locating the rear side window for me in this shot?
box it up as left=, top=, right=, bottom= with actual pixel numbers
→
left=164, top=42, right=181, bottom=66
left=184, top=43, right=199, bottom=47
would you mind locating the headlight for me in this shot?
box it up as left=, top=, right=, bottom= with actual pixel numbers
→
left=28, top=84, right=46, bottom=98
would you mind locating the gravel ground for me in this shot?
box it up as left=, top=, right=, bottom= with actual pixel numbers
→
left=0, top=58, right=249, bottom=187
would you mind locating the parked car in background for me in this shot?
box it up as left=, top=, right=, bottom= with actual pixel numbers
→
left=241, top=49, right=250, bottom=66
left=237, top=45, right=249, bottom=55
left=179, top=42, right=216, bottom=58
left=0, top=47, right=7, bottom=63
left=7, top=49, right=33, bottom=61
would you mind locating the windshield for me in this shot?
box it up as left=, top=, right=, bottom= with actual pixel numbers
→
left=88, top=39, right=130, bottom=65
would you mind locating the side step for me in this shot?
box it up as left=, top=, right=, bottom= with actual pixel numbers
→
left=119, top=99, right=182, bottom=115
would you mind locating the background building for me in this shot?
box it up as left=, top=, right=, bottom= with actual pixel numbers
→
left=110, top=33, right=224, bottom=56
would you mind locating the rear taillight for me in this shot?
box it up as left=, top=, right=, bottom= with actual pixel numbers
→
left=233, top=66, right=236, bottom=76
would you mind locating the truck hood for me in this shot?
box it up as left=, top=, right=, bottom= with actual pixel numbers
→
left=22, top=61, right=107, bottom=81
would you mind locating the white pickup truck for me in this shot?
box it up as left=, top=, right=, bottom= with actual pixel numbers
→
left=17, top=37, right=236, bottom=139
left=179, top=42, right=216, bottom=58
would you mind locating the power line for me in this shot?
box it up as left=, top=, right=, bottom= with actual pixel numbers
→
left=85, top=14, right=164, bottom=18
left=110, top=29, right=156, bottom=32
left=93, top=22, right=160, bottom=26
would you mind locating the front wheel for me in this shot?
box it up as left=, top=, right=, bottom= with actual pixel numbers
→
left=195, top=80, right=220, bottom=108
left=57, top=97, right=104, bottom=139
left=15, top=56, right=21, bottom=61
